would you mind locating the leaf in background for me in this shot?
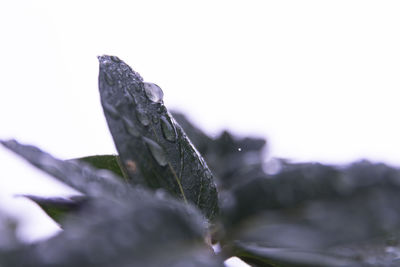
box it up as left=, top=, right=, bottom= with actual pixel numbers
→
left=22, top=195, right=87, bottom=226
left=231, top=241, right=363, bottom=267
left=72, top=155, right=129, bottom=182
left=98, top=55, right=218, bottom=220
left=221, top=163, right=340, bottom=226
left=0, top=139, right=129, bottom=200
left=172, top=111, right=268, bottom=190
left=170, top=111, right=214, bottom=156
left=220, top=161, right=400, bottom=266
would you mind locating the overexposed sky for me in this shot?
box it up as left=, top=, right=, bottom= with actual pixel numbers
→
left=0, top=0, right=400, bottom=248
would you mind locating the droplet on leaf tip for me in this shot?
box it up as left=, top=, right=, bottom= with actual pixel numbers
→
left=144, top=82, right=164, bottom=103
left=136, top=109, right=150, bottom=126
left=104, top=72, right=115, bottom=86
left=110, top=56, right=121, bottom=63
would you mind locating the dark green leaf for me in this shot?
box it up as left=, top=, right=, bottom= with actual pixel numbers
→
left=72, top=154, right=129, bottom=182
left=22, top=195, right=87, bottom=225
left=98, top=55, right=218, bottom=220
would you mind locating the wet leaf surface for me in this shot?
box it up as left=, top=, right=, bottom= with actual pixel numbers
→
left=98, top=55, right=218, bottom=220
left=0, top=140, right=223, bottom=267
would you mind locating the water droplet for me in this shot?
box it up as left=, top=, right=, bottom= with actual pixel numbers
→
left=238, top=148, right=242, bottom=152
left=115, top=99, right=124, bottom=109
left=104, top=72, right=114, bottom=86
left=136, top=109, right=150, bottom=126
left=212, top=243, right=222, bottom=253
left=103, top=101, right=119, bottom=119
left=160, top=116, right=177, bottom=142
left=124, top=93, right=136, bottom=106
left=152, top=115, right=159, bottom=124
left=157, top=105, right=167, bottom=114
left=143, top=137, right=168, bottom=166
left=204, top=170, right=212, bottom=180
left=144, top=82, right=164, bottom=103
left=122, top=116, right=140, bottom=137
left=110, top=56, right=121, bottom=63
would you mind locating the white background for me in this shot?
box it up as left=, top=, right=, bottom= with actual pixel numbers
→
left=0, top=1, right=400, bottom=264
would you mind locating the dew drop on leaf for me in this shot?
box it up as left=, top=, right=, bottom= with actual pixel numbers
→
left=136, top=109, right=150, bottom=126
left=157, top=105, right=167, bottom=114
left=122, top=116, right=140, bottom=137
left=144, top=82, right=164, bottom=103
left=142, top=137, right=168, bottom=166
left=104, top=72, right=115, bottom=86
left=110, top=56, right=121, bottom=63
left=204, top=170, right=212, bottom=179
left=135, top=84, right=142, bottom=92
left=103, top=101, right=120, bottom=119
left=152, top=115, right=159, bottom=124
left=128, top=83, right=140, bottom=94
left=160, top=116, right=177, bottom=142
left=124, top=93, right=136, bottom=106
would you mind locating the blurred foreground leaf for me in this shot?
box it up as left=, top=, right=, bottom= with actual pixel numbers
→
left=0, top=140, right=129, bottom=200
left=0, top=211, right=19, bottom=251
left=0, top=140, right=223, bottom=267
left=98, top=55, right=218, bottom=220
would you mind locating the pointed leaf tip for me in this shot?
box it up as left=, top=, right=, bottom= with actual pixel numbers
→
left=98, top=55, right=219, bottom=220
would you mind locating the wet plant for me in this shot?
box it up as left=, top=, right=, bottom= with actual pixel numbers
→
left=1, top=55, right=400, bottom=266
